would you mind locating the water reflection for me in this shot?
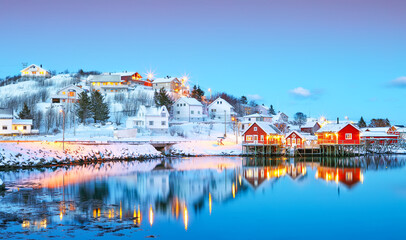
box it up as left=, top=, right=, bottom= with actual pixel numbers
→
left=0, top=155, right=405, bottom=237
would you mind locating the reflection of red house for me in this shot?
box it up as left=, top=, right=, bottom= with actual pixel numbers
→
left=316, top=123, right=361, bottom=145
left=243, top=166, right=286, bottom=189
left=285, top=131, right=305, bottom=148
left=242, top=122, right=283, bottom=145
left=286, top=163, right=306, bottom=180
left=316, top=167, right=363, bottom=188
left=121, top=72, right=153, bottom=87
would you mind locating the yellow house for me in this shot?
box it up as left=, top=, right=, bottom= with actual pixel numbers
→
left=20, top=64, right=50, bottom=78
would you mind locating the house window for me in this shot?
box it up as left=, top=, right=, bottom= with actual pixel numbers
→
left=248, top=118, right=251, bottom=121
left=260, top=135, right=264, bottom=141
left=254, top=127, right=257, bottom=131
left=2, top=126, right=7, bottom=130
left=191, top=110, right=194, bottom=114
left=14, top=126, right=17, bottom=130
left=345, top=133, right=352, bottom=140
left=287, top=138, right=291, bottom=145
left=177, top=111, right=180, bottom=114
left=246, top=135, right=252, bottom=141
left=198, top=111, right=200, bottom=114
left=149, top=121, right=154, bottom=126
left=23, top=126, right=27, bottom=130
left=292, top=138, right=296, bottom=145
left=161, top=113, right=166, bottom=117
left=161, top=121, right=166, bottom=126
left=62, top=92, right=66, bottom=95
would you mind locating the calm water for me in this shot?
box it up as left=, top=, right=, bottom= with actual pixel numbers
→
left=1, top=155, right=406, bottom=239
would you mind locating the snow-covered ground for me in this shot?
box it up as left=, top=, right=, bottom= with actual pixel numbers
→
left=0, top=142, right=161, bottom=168
left=171, top=140, right=242, bottom=156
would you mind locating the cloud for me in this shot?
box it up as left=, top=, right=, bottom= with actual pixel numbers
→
left=290, top=87, right=311, bottom=97
left=389, top=76, right=406, bottom=88
left=247, top=94, right=262, bottom=101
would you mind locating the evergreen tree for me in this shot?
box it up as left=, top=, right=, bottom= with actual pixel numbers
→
left=18, top=102, right=32, bottom=119
left=240, top=96, right=248, bottom=104
left=191, top=85, right=204, bottom=101
left=90, top=91, right=110, bottom=123
left=154, top=87, right=174, bottom=112
left=293, top=112, right=307, bottom=127
left=268, top=105, right=276, bottom=115
left=358, top=116, right=367, bottom=128
left=76, top=92, right=91, bottom=124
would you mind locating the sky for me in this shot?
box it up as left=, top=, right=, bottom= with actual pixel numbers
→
left=0, top=0, right=405, bottom=123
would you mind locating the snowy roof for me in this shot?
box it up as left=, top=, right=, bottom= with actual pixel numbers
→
left=89, top=75, right=122, bottom=82
left=362, top=127, right=391, bottom=132
left=153, top=77, right=180, bottom=83
left=361, top=131, right=397, bottom=137
left=139, top=105, right=168, bottom=116
left=175, top=97, right=203, bottom=106
left=243, top=121, right=281, bottom=135
left=316, top=123, right=360, bottom=133
left=110, top=72, right=136, bottom=76
left=207, top=97, right=233, bottom=109
left=243, top=113, right=272, bottom=118
left=286, top=130, right=306, bottom=139
left=301, top=121, right=320, bottom=128
left=0, top=108, right=13, bottom=119
left=56, top=84, right=84, bottom=94
left=20, top=64, right=48, bottom=73
left=12, top=119, right=32, bottom=125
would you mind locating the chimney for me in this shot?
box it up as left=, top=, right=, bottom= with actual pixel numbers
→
left=337, top=117, right=339, bottom=124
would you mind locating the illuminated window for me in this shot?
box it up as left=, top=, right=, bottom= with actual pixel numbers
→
left=345, top=133, right=352, bottom=140
left=68, top=92, right=75, bottom=97
left=62, top=92, right=66, bottom=95
left=246, top=135, right=252, bottom=141
left=92, top=82, right=96, bottom=86
left=97, top=82, right=100, bottom=86
left=14, top=126, right=17, bottom=130
left=346, top=172, right=353, bottom=181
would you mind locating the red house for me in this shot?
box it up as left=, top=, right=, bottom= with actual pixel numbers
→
left=121, top=72, right=153, bottom=87
left=361, top=126, right=399, bottom=144
left=285, top=131, right=305, bottom=148
left=242, top=122, right=283, bottom=145
left=316, top=123, right=361, bottom=145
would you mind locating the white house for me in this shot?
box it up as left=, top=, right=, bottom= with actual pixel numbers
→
left=51, top=85, right=85, bottom=103
left=152, top=77, right=182, bottom=92
left=20, top=64, right=50, bottom=78
left=172, top=97, right=204, bottom=122
left=0, top=108, right=34, bottom=135
left=256, top=105, right=269, bottom=115
left=207, top=97, right=236, bottom=121
left=88, top=74, right=128, bottom=93
left=240, top=113, right=273, bottom=132
left=126, top=106, right=169, bottom=133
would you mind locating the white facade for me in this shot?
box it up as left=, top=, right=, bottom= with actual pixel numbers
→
left=207, top=97, right=235, bottom=121
left=0, top=118, right=33, bottom=135
left=51, top=85, right=84, bottom=103
left=172, top=97, right=204, bottom=122
left=240, top=113, right=273, bottom=132
left=89, top=74, right=128, bottom=93
left=126, top=106, right=169, bottom=133
left=152, top=77, right=182, bottom=92
left=20, top=64, right=50, bottom=78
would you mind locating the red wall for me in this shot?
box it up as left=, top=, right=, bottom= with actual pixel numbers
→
left=317, top=124, right=361, bottom=144
left=286, top=133, right=304, bottom=148
left=243, top=123, right=282, bottom=145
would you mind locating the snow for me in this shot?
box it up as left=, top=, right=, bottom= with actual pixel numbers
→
left=171, top=140, right=242, bottom=156
left=0, top=142, right=161, bottom=168
left=175, top=97, right=203, bottom=106
left=0, top=178, right=3, bottom=186
left=317, top=123, right=359, bottom=133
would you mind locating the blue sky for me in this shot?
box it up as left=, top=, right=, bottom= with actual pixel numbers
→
left=0, top=0, right=405, bottom=123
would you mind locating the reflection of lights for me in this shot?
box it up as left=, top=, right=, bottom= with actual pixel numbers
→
left=176, top=198, right=179, bottom=219
left=149, top=205, right=154, bottom=226
left=40, top=219, right=47, bottom=229
left=360, top=172, right=364, bottom=183
left=22, top=220, right=30, bottom=228
left=232, top=183, right=236, bottom=198
left=138, top=205, right=142, bottom=225
left=315, top=172, right=319, bottom=179
left=120, top=202, right=122, bottom=220
left=184, top=205, right=189, bottom=231
left=239, top=175, right=242, bottom=186
left=60, top=211, right=63, bottom=221
left=209, top=193, right=212, bottom=215
left=93, top=209, right=97, bottom=218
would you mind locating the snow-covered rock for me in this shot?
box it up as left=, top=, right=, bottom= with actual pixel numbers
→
left=0, top=178, right=4, bottom=190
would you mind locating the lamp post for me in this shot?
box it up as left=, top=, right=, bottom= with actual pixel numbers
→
left=68, top=89, right=77, bottom=136
left=208, top=88, right=212, bottom=100
left=224, top=110, right=227, bottom=137
left=60, top=108, right=65, bottom=152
